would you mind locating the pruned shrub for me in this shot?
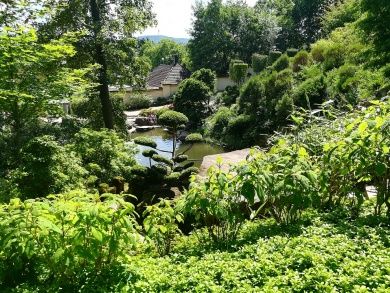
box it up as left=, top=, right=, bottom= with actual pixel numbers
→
left=134, top=136, right=158, bottom=148
left=292, top=75, right=327, bottom=109
left=323, top=43, right=345, bottom=71
left=191, top=68, right=216, bottom=92
left=185, top=133, right=203, bottom=143
left=125, top=93, right=151, bottom=110
left=286, top=48, right=299, bottom=57
left=272, top=54, right=290, bottom=72
left=292, top=50, right=310, bottom=72
left=221, top=85, right=239, bottom=106
left=158, top=110, right=189, bottom=129
left=229, top=60, right=248, bottom=85
left=311, top=39, right=329, bottom=62
left=252, top=54, right=268, bottom=73
left=268, top=50, right=282, bottom=64
left=173, top=78, right=210, bottom=127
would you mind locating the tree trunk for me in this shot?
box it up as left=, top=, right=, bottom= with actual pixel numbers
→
left=89, top=0, right=114, bottom=129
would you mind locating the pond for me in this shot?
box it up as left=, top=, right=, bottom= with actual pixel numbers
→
left=130, top=128, right=225, bottom=167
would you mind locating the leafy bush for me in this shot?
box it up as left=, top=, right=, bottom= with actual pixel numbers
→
left=124, top=215, right=390, bottom=292
left=240, top=143, right=319, bottom=224
left=320, top=101, right=390, bottom=216
left=323, top=43, right=345, bottom=71
left=158, top=110, right=189, bottom=129
left=292, top=50, right=310, bottom=72
left=286, top=48, right=299, bottom=57
left=0, top=191, right=139, bottom=289
left=191, top=68, right=216, bottom=92
left=220, top=85, right=240, bottom=106
left=72, top=94, right=127, bottom=133
left=71, top=128, right=136, bottom=182
left=239, top=75, right=265, bottom=113
left=268, top=50, right=282, bottom=64
left=252, top=54, right=268, bottom=73
left=125, top=93, right=151, bottom=110
left=179, top=162, right=249, bottom=246
left=185, top=133, right=203, bottom=143
left=143, top=199, right=183, bottom=256
left=13, top=136, right=86, bottom=199
left=205, top=107, right=235, bottom=140
left=224, top=114, right=255, bottom=149
left=271, top=54, right=290, bottom=72
left=173, top=78, right=210, bottom=127
left=229, top=60, right=248, bottom=85
left=134, top=136, right=158, bottom=148
left=311, top=39, right=330, bottom=62
left=292, top=75, right=327, bottom=109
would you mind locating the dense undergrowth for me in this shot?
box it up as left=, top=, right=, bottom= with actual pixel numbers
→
left=3, top=203, right=390, bottom=292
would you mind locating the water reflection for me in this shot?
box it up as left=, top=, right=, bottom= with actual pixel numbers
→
left=131, top=128, right=225, bottom=167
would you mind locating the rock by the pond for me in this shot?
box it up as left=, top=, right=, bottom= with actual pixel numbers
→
left=135, top=116, right=157, bottom=126
left=198, top=148, right=250, bottom=177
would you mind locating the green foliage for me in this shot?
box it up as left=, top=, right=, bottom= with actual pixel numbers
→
left=189, top=0, right=279, bottom=75
left=191, top=68, right=217, bottom=92
left=124, top=93, right=151, bottom=110
left=185, top=133, right=203, bottom=143
left=130, top=165, right=149, bottom=177
left=142, top=149, right=158, bottom=158
left=158, top=110, right=189, bottom=130
left=323, top=42, right=345, bottom=71
left=321, top=0, right=362, bottom=35
left=173, top=155, right=189, bottom=163
left=179, top=162, right=248, bottom=245
left=359, top=0, right=390, bottom=65
left=71, top=128, right=135, bottom=182
left=124, top=214, right=390, bottom=292
left=242, top=143, right=319, bottom=224
left=310, top=39, right=329, bottom=62
left=173, top=79, right=210, bottom=127
left=0, top=27, right=92, bottom=172
left=286, top=48, right=298, bottom=57
left=141, top=39, right=189, bottom=68
left=292, top=74, right=327, bottom=109
left=152, top=154, right=173, bottom=166
left=252, top=54, right=268, bottom=73
left=239, top=75, right=265, bottom=113
left=268, top=50, right=282, bottom=64
left=224, top=114, right=255, bottom=149
left=0, top=191, right=139, bottom=288
left=143, top=199, right=182, bottom=256
left=71, top=93, right=127, bottom=133
left=271, top=54, right=290, bottom=72
left=11, top=136, right=85, bottom=200
left=134, top=136, right=158, bottom=148
left=218, top=85, right=240, bottom=106
left=205, top=107, right=235, bottom=140
left=320, top=101, right=390, bottom=216
left=229, top=60, right=248, bottom=85
left=292, top=50, right=310, bottom=72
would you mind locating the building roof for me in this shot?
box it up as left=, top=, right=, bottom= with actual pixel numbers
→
left=147, top=63, right=189, bottom=88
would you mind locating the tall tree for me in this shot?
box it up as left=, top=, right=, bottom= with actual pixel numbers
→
left=39, top=0, right=155, bottom=129
left=188, top=0, right=279, bottom=76
left=256, top=0, right=337, bottom=50
left=359, top=0, right=390, bottom=65
left=0, top=27, right=91, bottom=173
left=141, top=39, right=189, bottom=68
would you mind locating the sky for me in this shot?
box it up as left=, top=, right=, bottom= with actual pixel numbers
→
left=139, top=0, right=258, bottom=38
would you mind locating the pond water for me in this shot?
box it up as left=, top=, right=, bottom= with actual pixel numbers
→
left=130, top=128, right=225, bottom=167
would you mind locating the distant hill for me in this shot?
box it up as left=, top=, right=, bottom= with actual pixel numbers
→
left=138, top=35, right=190, bottom=44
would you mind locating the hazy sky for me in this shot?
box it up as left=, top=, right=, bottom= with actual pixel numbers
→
left=140, top=0, right=258, bottom=38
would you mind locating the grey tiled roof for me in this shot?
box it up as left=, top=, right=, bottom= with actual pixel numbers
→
left=147, top=63, right=189, bottom=88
